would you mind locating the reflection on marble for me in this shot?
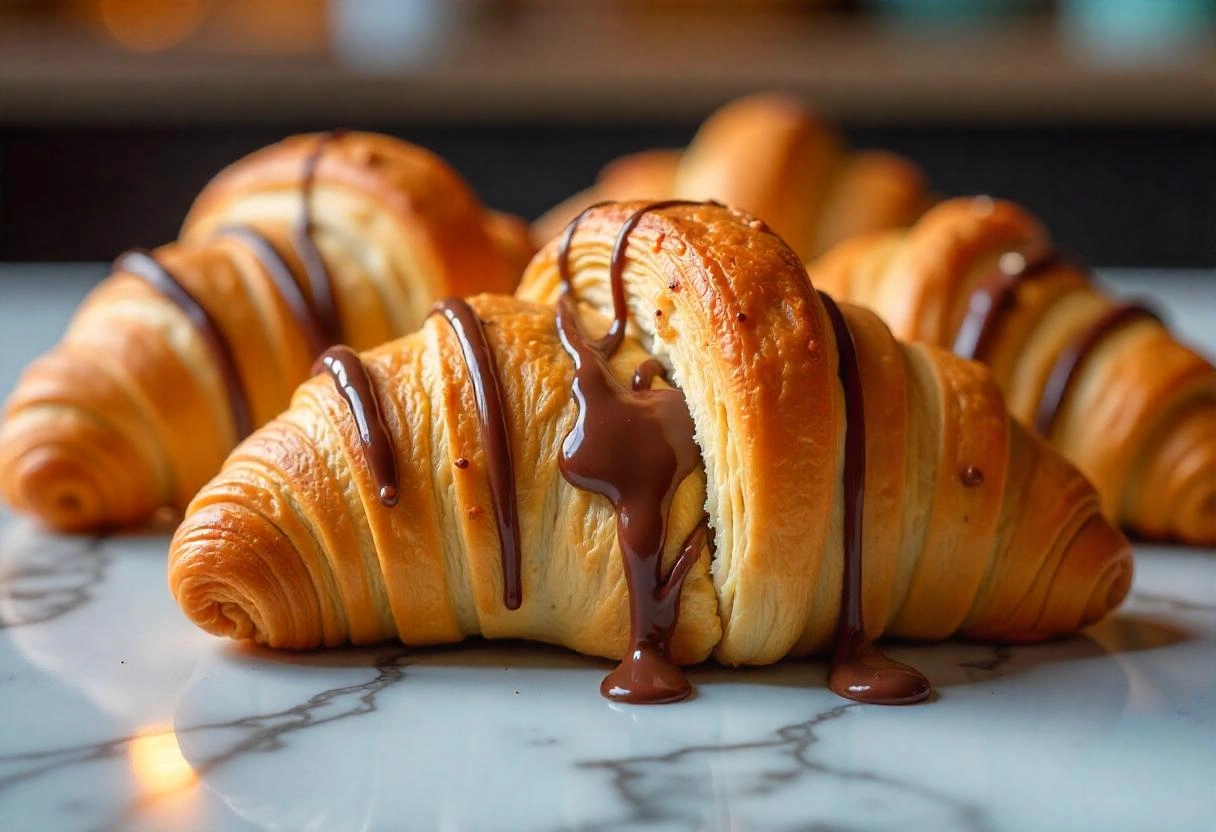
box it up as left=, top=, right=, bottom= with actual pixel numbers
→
left=0, top=268, right=1213, bottom=831
left=0, top=510, right=1213, bottom=831
left=0, top=527, right=109, bottom=630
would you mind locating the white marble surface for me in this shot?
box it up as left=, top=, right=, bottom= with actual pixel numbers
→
left=0, top=266, right=1214, bottom=832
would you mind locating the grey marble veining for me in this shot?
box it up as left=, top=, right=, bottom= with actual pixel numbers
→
left=0, top=266, right=1213, bottom=832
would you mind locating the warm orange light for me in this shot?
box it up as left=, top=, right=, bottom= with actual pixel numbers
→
left=128, top=725, right=197, bottom=795
left=99, top=0, right=206, bottom=53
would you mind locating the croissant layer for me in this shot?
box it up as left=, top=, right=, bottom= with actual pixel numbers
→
left=170, top=204, right=1130, bottom=674
left=533, top=93, right=930, bottom=261
left=1, top=132, right=531, bottom=531
left=811, top=196, right=1216, bottom=545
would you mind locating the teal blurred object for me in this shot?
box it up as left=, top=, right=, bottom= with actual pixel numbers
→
left=1062, top=0, right=1216, bottom=63
left=866, top=0, right=1042, bottom=24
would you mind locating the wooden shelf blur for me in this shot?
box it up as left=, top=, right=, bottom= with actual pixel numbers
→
left=1, top=6, right=1214, bottom=126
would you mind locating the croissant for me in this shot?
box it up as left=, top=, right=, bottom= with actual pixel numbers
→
left=0, top=131, right=531, bottom=532
left=169, top=202, right=1130, bottom=706
left=810, top=196, right=1216, bottom=546
left=533, top=93, right=931, bottom=261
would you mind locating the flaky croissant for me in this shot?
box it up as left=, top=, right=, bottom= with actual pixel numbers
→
left=533, top=93, right=930, bottom=261
left=170, top=202, right=1130, bottom=705
left=811, top=196, right=1216, bottom=546
left=0, top=131, right=531, bottom=532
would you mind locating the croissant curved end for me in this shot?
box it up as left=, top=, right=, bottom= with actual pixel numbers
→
left=169, top=502, right=326, bottom=649
left=1076, top=515, right=1135, bottom=629
left=170, top=507, right=268, bottom=644
left=0, top=415, right=159, bottom=533
left=1133, top=404, right=1216, bottom=545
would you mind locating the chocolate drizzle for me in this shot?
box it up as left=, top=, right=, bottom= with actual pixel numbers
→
left=114, top=249, right=253, bottom=439
left=213, top=225, right=329, bottom=358
left=952, top=245, right=1060, bottom=361
left=820, top=292, right=931, bottom=706
left=291, top=130, right=346, bottom=346
left=952, top=245, right=1164, bottom=441
left=631, top=359, right=667, bottom=392
left=1033, top=302, right=1160, bottom=436
left=556, top=201, right=707, bottom=704
left=430, top=298, right=523, bottom=611
left=313, top=346, right=399, bottom=506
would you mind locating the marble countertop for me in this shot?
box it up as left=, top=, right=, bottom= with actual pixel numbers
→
left=0, top=266, right=1213, bottom=832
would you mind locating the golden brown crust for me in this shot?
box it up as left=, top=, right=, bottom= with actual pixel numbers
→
left=531, top=149, right=683, bottom=244
left=809, top=195, right=1216, bottom=545
left=482, top=210, right=538, bottom=284
left=183, top=131, right=522, bottom=316
left=171, top=295, right=721, bottom=660
left=673, top=93, right=843, bottom=260
left=0, top=132, right=528, bottom=532
left=520, top=201, right=840, bottom=663
left=531, top=93, right=930, bottom=261
left=168, top=202, right=1131, bottom=664
left=598, top=148, right=683, bottom=199
left=518, top=202, right=1130, bottom=661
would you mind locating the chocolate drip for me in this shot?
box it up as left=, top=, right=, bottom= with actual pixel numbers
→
left=820, top=293, right=931, bottom=706
left=556, top=201, right=707, bottom=704
left=960, top=466, right=985, bottom=487
left=632, top=359, right=666, bottom=392
left=1033, top=302, right=1160, bottom=436
left=430, top=299, right=523, bottom=611
left=115, top=249, right=253, bottom=439
left=952, top=245, right=1060, bottom=361
left=292, top=130, right=346, bottom=345
left=214, top=225, right=328, bottom=358
left=313, top=346, right=399, bottom=506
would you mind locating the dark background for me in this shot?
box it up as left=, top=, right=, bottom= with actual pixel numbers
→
left=1, top=0, right=1214, bottom=268
left=3, top=122, right=1213, bottom=266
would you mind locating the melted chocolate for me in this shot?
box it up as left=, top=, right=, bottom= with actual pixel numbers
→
left=213, top=225, right=328, bottom=358
left=631, top=359, right=666, bottom=392
left=952, top=245, right=1060, bottom=361
left=820, top=293, right=931, bottom=706
left=292, top=130, right=346, bottom=345
left=313, top=345, right=399, bottom=506
left=1033, top=302, right=1160, bottom=436
left=115, top=249, right=253, bottom=439
left=430, top=299, right=522, bottom=611
left=960, top=466, right=985, bottom=487
left=556, top=201, right=707, bottom=704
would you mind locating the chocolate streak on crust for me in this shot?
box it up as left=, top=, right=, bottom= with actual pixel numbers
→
left=631, top=359, right=667, bottom=392
left=1033, top=302, right=1161, bottom=436
left=556, top=200, right=707, bottom=704
left=820, top=292, right=931, bottom=706
left=114, top=249, right=253, bottom=439
left=312, top=346, right=399, bottom=507
left=429, top=299, right=523, bottom=611
left=952, top=245, right=1060, bottom=362
left=213, top=225, right=329, bottom=358
left=952, top=242, right=1164, bottom=443
left=292, top=130, right=347, bottom=346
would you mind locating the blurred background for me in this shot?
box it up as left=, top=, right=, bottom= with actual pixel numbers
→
left=0, top=0, right=1213, bottom=267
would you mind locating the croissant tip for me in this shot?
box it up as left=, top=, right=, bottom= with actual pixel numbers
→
left=170, top=552, right=264, bottom=645
left=1081, top=518, right=1135, bottom=628
left=169, top=502, right=316, bottom=648
left=2, top=446, right=111, bottom=533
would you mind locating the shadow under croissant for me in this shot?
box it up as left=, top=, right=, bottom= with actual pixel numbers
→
left=169, top=619, right=1186, bottom=832
left=0, top=513, right=182, bottom=630
left=208, top=609, right=1191, bottom=696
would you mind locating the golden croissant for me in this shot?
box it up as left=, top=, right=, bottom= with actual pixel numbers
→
left=169, top=202, right=1130, bottom=705
left=811, top=196, right=1216, bottom=546
left=0, top=131, right=532, bottom=532
left=534, top=93, right=931, bottom=261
